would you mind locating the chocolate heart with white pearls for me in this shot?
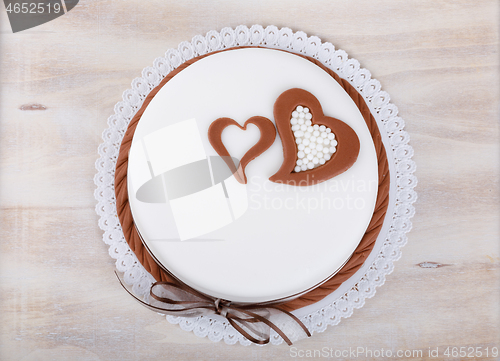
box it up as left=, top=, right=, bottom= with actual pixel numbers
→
left=270, top=88, right=360, bottom=186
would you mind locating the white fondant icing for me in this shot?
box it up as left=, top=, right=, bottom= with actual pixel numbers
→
left=169, top=183, right=233, bottom=241
left=127, top=48, right=379, bottom=303
left=144, top=118, right=206, bottom=176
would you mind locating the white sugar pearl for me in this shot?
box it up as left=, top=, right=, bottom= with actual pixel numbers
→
left=312, top=157, right=319, bottom=164
left=302, top=124, right=309, bottom=131
left=304, top=147, right=311, bottom=154
left=305, top=113, right=312, bottom=120
left=323, top=139, right=330, bottom=146
left=317, top=137, right=324, bottom=144
left=310, top=136, right=317, bottom=143
left=305, top=120, right=312, bottom=126
left=311, top=149, right=317, bottom=155
left=292, top=111, right=299, bottom=118
left=326, top=128, right=331, bottom=133
left=319, top=125, right=326, bottom=132
left=298, top=118, right=305, bottom=125
left=321, top=132, right=327, bottom=138
left=303, top=107, right=309, bottom=113
left=302, top=139, right=310, bottom=146
left=307, top=154, right=313, bottom=160
left=291, top=118, right=298, bottom=125
left=307, top=162, right=314, bottom=169
left=331, top=147, right=337, bottom=154
left=313, top=130, right=320, bottom=137
left=294, top=130, right=304, bottom=137
left=307, top=126, right=314, bottom=133
left=331, top=140, right=338, bottom=146
left=301, top=164, right=308, bottom=171
left=298, top=144, right=305, bottom=150
left=294, top=166, right=301, bottom=172
left=297, top=159, right=303, bottom=166
left=304, top=132, right=311, bottom=138
left=297, top=151, right=305, bottom=158
left=297, top=105, right=304, bottom=112
left=313, top=124, right=319, bottom=130
left=299, top=112, right=305, bottom=118
left=317, top=151, right=324, bottom=159
left=316, top=144, right=324, bottom=151
left=292, top=124, right=299, bottom=131
left=328, top=133, right=335, bottom=140
left=324, top=153, right=331, bottom=161
left=319, top=158, right=326, bottom=165
left=296, top=138, right=302, bottom=144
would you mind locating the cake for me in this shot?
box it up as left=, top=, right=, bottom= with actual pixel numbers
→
left=115, top=47, right=390, bottom=308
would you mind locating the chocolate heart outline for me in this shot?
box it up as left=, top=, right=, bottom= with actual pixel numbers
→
left=208, top=116, right=276, bottom=184
left=269, top=88, right=360, bottom=186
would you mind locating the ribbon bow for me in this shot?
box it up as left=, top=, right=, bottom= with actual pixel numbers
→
left=115, top=272, right=310, bottom=345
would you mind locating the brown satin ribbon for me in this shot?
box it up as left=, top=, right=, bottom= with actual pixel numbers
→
left=115, top=272, right=311, bottom=345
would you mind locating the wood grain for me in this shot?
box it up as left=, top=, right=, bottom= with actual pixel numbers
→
left=1, top=0, right=498, bottom=360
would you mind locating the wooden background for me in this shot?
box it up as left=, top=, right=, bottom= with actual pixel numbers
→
left=1, top=1, right=498, bottom=360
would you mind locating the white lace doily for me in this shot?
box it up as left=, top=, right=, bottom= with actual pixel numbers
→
left=94, top=25, right=417, bottom=346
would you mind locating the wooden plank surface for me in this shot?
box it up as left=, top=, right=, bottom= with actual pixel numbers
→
left=1, top=0, right=498, bottom=360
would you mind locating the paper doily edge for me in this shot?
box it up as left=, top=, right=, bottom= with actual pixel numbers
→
left=94, top=24, right=417, bottom=346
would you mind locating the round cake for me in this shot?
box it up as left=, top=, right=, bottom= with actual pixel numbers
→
left=115, top=47, right=389, bottom=305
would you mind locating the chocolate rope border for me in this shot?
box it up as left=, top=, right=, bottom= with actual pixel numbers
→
left=114, top=47, right=390, bottom=312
